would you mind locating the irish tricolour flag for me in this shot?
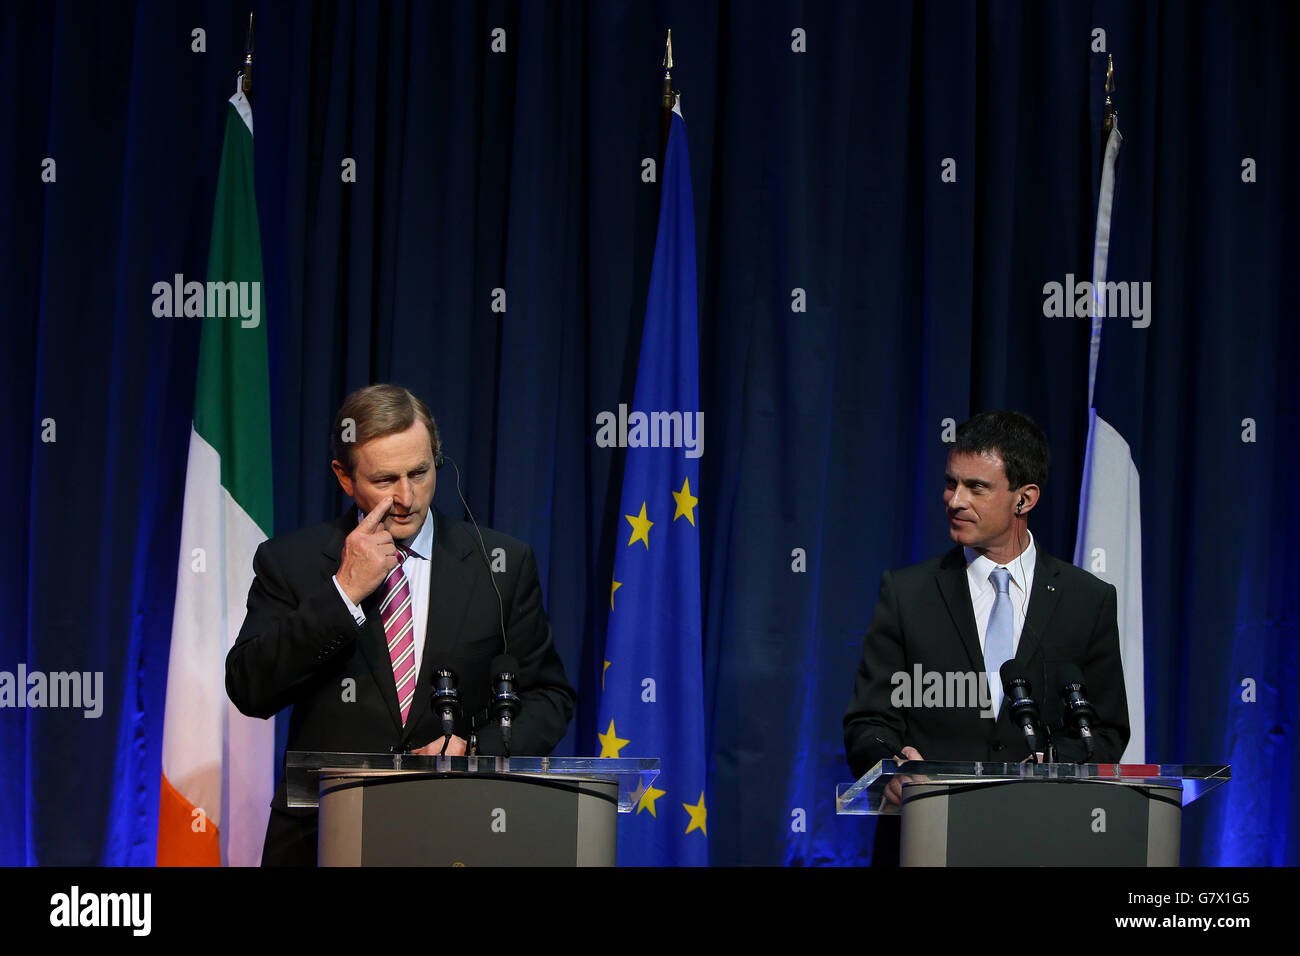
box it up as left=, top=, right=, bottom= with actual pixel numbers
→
left=157, top=83, right=274, bottom=866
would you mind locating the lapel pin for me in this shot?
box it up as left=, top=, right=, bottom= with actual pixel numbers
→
left=1046, top=584, right=1056, bottom=592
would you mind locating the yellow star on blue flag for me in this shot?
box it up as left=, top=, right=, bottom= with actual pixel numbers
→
left=637, top=783, right=667, bottom=817
left=672, top=477, right=699, bottom=525
left=597, top=719, right=629, bottom=758
left=683, top=792, right=707, bottom=836
left=625, top=502, right=653, bottom=549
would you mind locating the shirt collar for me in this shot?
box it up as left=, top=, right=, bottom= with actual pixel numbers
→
left=965, top=529, right=1036, bottom=595
left=405, top=511, right=434, bottom=560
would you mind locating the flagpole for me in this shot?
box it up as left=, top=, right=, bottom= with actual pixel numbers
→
left=659, top=30, right=675, bottom=157
left=1100, top=54, right=1114, bottom=172
left=654, top=30, right=677, bottom=258
left=241, top=12, right=254, bottom=100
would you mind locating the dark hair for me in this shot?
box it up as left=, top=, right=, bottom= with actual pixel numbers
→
left=953, top=411, right=1050, bottom=490
left=331, top=384, right=441, bottom=474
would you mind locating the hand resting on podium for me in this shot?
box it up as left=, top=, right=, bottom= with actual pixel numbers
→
left=884, top=745, right=923, bottom=806
left=411, top=735, right=467, bottom=757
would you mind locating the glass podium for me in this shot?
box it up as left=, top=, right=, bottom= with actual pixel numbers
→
left=836, top=761, right=1231, bottom=866
left=287, top=752, right=661, bottom=866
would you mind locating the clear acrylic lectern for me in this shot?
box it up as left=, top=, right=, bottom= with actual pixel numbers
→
left=837, top=761, right=1231, bottom=866
left=287, top=752, right=660, bottom=867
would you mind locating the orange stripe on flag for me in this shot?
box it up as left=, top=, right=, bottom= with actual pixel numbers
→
left=157, top=772, right=221, bottom=866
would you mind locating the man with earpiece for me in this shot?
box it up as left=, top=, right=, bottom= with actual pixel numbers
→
left=842, top=410, right=1128, bottom=864
left=226, top=384, right=575, bottom=866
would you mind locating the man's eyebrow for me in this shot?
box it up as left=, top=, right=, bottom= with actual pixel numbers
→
left=946, top=472, right=991, bottom=488
left=365, top=464, right=432, bottom=482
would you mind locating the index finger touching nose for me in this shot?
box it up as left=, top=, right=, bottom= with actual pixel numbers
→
left=361, top=497, right=394, bottom=531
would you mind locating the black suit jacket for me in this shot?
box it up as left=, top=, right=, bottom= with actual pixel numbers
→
left=225, top=506, right=575, bottom=862
left=843, top=545, right=1129, bottom=778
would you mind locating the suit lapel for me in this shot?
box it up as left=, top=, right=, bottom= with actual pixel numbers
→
left=934, top=547, right=985, bottom=673
left=404, top=508, right=479, bottom=732
left=1016, top=547, right=1063, bottom=668
left=321, top=510, right=404, bottom=731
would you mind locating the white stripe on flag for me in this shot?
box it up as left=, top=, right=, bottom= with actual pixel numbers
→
left=1075, top=412, right=1147, bottom=763
left=162, top=426, right=274, bottom=865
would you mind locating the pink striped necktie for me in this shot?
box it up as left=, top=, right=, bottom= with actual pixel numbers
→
left=379, top=546, right=417, bottom=724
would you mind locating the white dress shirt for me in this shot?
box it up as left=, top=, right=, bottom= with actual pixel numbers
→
left=333, top=512, right=434, bottom=682
left=963, top=529, right=1037, bottom=658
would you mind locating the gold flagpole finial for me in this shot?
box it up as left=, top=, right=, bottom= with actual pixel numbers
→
left=662, top=29, right=676, bottom=112
left=1101, top=53, right=1116, bottom=141
left=242, top=12, right=254, bottom=98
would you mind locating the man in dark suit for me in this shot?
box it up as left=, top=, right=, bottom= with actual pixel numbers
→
left=226, top=384, right=575, bottom=866
left=843, top=411, right=1129, bottom=860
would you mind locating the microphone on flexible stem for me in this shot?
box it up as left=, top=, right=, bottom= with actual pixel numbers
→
left=431, top=668, right=461, bottom=755
left=999, top=662, right=1044, bottom=760
left=1059, top=663, right=1098, bottom=762
left=489, top=655, right=521, bottom=758
left=441, top=452, right=514, bottom=759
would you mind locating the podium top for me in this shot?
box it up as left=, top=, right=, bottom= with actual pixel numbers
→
left=836, top=760, right=1231, bottom=815
left=286, top=751, right=661, bottom=811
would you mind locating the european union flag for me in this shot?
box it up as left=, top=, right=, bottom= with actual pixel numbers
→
left=597, top=102, right=707, bottom=866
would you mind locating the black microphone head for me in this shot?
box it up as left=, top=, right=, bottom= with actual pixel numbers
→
left=999, top=661, right=1030, bottom=697
left=1058, top=663, right=1097, bottom=739
left=431, top=667, right=462, bottom=738
left=489, top=655, right=521, bottom=731
left=999, top=662, right=1041, bottom=755
left=490, top=655, right=519, bottom=681
left=434, top=451, right=446, bottom=469
left=432, top=668, right=461, bottom=711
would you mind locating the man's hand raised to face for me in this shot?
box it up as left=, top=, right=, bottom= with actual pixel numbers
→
left=336, top=496, right=398, bottom=605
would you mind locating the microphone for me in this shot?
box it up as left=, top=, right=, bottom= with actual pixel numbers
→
left=1059, top=663, right=1098, bottom=761
left=999, top=662, right=1043, bottom=759
left=489, top=655, right=521, bottom=757
left=431, top=668, right=461, bottom=751
left=438, top=451, right=518, bottom=759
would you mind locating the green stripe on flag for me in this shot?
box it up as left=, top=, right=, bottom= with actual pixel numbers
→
left=193, top=100, right=273, bottom=537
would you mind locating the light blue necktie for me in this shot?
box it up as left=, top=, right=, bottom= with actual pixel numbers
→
left=985, top=567, right=1014, bottom=716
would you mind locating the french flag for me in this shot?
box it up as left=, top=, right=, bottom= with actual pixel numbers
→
left=1073, top=113, right=1146, bottom=763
